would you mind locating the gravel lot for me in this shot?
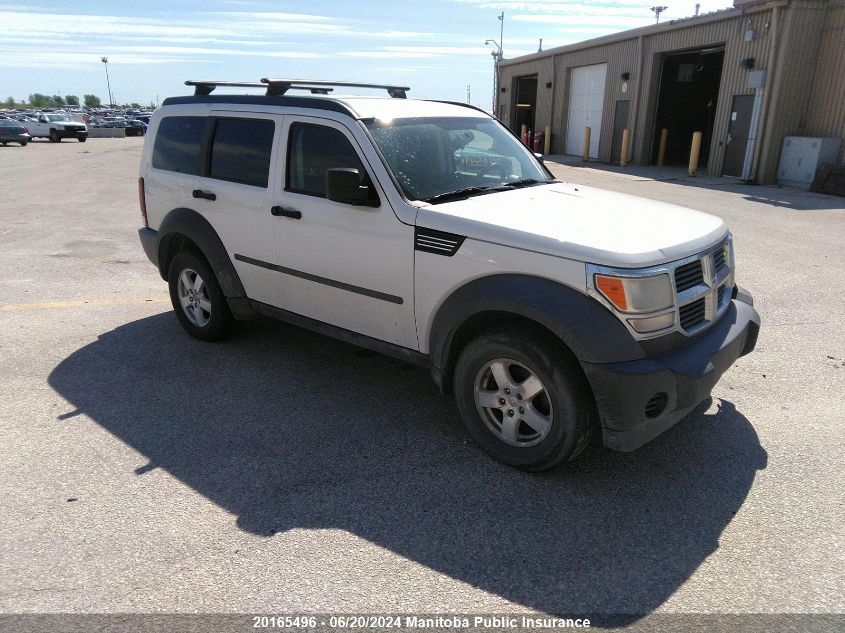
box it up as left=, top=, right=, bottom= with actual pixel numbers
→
left=0, top=137, right=842, bottom=629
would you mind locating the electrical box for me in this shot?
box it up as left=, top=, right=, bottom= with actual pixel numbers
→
left=777, top=137, right=842, bottom=188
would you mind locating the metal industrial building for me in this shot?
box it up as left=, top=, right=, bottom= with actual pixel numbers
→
left=496, top=0, right=845, bottom=184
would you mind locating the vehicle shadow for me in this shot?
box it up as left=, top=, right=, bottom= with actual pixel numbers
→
left=48, top=313, right=767, bottom=623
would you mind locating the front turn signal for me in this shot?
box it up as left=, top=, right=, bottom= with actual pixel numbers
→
left=595, top=275, right=628, bottom=311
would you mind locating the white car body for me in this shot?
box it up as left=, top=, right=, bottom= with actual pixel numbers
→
left=29, top=112, right=87, bottom=140
left=137, top=86, right=760, bottom=464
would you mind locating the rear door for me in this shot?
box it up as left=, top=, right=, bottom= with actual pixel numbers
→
left=189, top=111, right=284, bottom=306
left=269, top=115, right=417, bottom=349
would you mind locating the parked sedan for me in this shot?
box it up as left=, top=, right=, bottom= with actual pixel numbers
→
left=0, top=119, right=31, bottom=146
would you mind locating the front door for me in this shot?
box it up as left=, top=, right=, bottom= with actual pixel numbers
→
left=271, top=116, right=417, bottom=349
left=722, top=94, right=755, bottom=177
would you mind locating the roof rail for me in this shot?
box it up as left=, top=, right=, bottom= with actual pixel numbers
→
left=260, top=78, right=409, bottom=98
left=185, top=81, right=333, bottom=96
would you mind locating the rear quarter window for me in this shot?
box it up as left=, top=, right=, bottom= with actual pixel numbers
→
left=152, top=116, right=206, bottom=175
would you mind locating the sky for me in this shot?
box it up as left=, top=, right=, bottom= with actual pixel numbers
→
left=1, top=0, right=733, bottom=111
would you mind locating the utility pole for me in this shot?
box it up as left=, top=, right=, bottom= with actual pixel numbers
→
left=650, top=6, right=668, bottom=23
left=101, top=57, right=113, bottom=107
left=466, top=85, right=471, bottom=104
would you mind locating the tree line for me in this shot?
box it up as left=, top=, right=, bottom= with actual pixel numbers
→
left=4, top=94, right=150, bottom=109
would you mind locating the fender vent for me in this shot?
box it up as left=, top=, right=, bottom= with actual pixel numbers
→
left=414, top=227, right=465, bottom=257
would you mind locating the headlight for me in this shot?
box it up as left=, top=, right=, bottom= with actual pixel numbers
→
left=594, top=273, right=674, bottom=313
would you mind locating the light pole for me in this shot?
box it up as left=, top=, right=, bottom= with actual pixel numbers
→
left=101, top=57, right=113, bottom=108
left=650, top=6, right=668, bottom=23
left=485, top=12, right=504, bottom=117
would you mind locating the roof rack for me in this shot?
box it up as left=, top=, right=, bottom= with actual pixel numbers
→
left=260, top=78, right=409, bottom=99
left=185, top=81, right=334, bottom=96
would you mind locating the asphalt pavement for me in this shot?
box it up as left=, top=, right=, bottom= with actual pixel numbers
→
left=0, top=138, right=842, bottom=630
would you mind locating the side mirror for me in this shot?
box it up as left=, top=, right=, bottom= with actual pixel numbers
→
left=326, top=168, right=379, bottom=207
left=534, top=152, right=545, bottom=164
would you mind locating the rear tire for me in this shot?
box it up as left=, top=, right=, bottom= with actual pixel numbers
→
left=453, top=327, right=596, bottom=471
left=167, top=251, right=233, bottom=341
left=1, top=142, right=6, bottom=146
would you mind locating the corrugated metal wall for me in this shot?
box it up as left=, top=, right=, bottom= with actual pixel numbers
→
left=756, top=1, right=829, bottom=182
left=634, top=8, right=775, bottom=171
left=497, top=1, right=843, bottom=182
left=804, top=0, right=845, bottom=164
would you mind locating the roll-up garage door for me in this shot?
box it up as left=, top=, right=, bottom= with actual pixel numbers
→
left=565, top=63, right=607, bottom=158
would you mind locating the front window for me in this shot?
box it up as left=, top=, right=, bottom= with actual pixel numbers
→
left=286, top=123, right=365, bottom=198
left=365, top=116, right=552, bottom=202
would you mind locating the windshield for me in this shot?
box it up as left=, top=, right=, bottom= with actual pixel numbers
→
left=46, top=114, right=70, bottom=122
left=365, top=117, right=552, bottom=202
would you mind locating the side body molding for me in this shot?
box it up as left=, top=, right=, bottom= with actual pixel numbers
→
left=156, top=208, right=253, bottom=318
left=427, top=274, right=646, bottom=391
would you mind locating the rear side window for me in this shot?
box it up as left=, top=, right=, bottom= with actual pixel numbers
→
left=209, top=118, right=275, bottom=188
left=287, top=123, right=364, bottom=197
left=152, top=116, right=206, bottom=175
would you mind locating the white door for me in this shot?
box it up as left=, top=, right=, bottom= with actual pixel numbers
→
left=270, top=115, right=417, bottom=349
left=190, top=111, right=285, bottom=307
left=565, top=63, right=607, bottom=158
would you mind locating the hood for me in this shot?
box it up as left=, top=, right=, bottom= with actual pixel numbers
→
left=416, top=182, right=727, bottom=267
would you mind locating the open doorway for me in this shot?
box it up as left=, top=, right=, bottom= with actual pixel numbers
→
left=651, top=47, right=724, bottom=167
left=512, top=75, right=538, bottom=135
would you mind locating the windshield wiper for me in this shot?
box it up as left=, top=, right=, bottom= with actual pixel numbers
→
left=423, top=186, right=492, bottom=204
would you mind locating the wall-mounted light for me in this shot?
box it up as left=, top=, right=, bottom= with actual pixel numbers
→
left=501, top=87, right=507, bottom=93
left=740, top=57, right=755, bottom=70
left=620, top=72, right=631, bottom=81
left=545, top=81, right=552, bottom=88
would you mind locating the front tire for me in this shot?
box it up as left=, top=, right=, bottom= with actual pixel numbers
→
left=78, top=137, right=86, bottom=143
left=453, top=328, right=596, bottom=471
left=49, top=129, right=59, bottom=142
left=167, top=251, right=233, bottom=341
left=20, top=141, right=28, bottom=146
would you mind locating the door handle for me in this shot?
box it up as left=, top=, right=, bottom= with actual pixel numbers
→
left=271, top=206, right=301, bottom=219
left=192, top=189, right=216, bottom=201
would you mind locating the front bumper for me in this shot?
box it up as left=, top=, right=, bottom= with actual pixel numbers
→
left=56, top=127, right=87, bottom=139
left=583, top=287, right=760, bottom=451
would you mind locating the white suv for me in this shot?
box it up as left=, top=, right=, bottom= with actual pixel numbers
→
left=138, top=78, right=760, bottom=470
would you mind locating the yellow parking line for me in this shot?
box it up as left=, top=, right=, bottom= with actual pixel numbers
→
left=0, top=298, right=169, bottom=312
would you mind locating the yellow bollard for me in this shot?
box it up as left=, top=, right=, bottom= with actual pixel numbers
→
left=620, top=128, right=630, bottom=167
left=657, top=128, right=668, bottom=166
left=688, top=131, right=702, bottom=177
left=544, top=126, right=551, bottom=155
left=582, top=127, right=591, bottom=161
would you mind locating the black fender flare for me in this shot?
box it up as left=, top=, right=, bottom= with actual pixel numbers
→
left=156, top=207, right=246, bottom=300
left=427, top=274, right=646, bottom=391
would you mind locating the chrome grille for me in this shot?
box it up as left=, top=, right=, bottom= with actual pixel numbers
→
left=713, top=247, right=727, bottom=273
left=679, top=297, right=706, bottom=330
left=587, top=235, right=734, bottom=340
left=674, top=260, right=704, bottom=292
